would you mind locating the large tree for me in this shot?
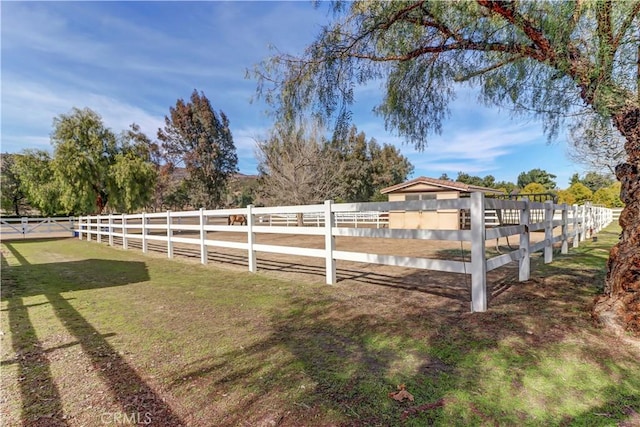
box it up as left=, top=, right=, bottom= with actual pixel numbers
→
left=109, top=124, right=158, bottom=213
left=50, top=108, right=156, bottom=214
left=517, top=168, right=557, bottom=190
left=52, top=108, right=118, bottom=213
left=332, top=125, right=413, bottom=202
left=253, top=1, right=640, bottom=334
left=256, top=121, right=344, bottom=212
left=0, top=154, right=27, bottom=216
left=157, top=90, right=238, bottom=209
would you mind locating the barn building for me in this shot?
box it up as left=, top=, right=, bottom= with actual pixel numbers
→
left=380, top=176, right=503, bottom=230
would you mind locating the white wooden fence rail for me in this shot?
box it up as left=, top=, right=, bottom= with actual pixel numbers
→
left=76, top=193, right=613, bottom=313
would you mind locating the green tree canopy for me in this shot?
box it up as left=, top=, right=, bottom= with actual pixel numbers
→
left=521, top=182, right=547, bottom=195
left=456, top=172, right=499, bottom=189
left=570, top=171, right=616, bottom=193
left=332, top=125, right=413, bottom=202
left=13, top=150, right=64, bottom=216
left=158, top=90, right=238, bottom=209
left=1, top=154, right=28, bottom=216
left=50, top=108, right=157, bottom=214
left=566, top=182, right=593, bottom=204
left=517, top=169, right=557, bottom=190
left=592, top=182, right=623, bottom=208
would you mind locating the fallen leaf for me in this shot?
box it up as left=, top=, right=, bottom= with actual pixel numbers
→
left=388, top=384, right=414, bottom=402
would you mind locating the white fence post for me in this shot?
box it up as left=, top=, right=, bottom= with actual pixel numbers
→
left=167, top=211, right=173, bottom=259
left=324, top=200, right=336, bottom=285
left=108, top=214, right=114, bottom=246
left=470, top=192, right=487, bottom=312
left=247, top=205, right=256, bottom=273
left=142, top=212, right=148, bottom=254
left=122, top=213, right=128, bottom=249
left=544, top=201, right=553, bottom=264
left=580, top=205, right=587, bottom=242
left=519, top=198, right=530, bottom=282
left=70, top=216, right=75, bottom=237
left=78, top=217, right=83, bottom=240
left=573, top=205, right=580, bottom=248
left=200, top=207, right=207, bottom=265
left=561, top=204, right=569, bottom=255
left=97, top=215, right=102, bottom=243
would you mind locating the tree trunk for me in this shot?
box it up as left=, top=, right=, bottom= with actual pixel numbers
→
left=594, top=107, right=640, bottom=336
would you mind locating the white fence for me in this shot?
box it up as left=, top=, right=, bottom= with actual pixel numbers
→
left=1, top=217, right=76, bottom=238
left=76, top=193, right=613, bottom=313
left=258, top=211, right=388, bottom=228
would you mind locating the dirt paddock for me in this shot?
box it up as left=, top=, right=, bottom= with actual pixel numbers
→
left=77, top=228, right=560, bottom=311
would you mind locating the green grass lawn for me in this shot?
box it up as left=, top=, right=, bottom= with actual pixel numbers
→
left=1, top=224, right=639, bottom=426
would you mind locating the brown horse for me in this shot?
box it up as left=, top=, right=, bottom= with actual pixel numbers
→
left=228, top=214, right=247, bottom=226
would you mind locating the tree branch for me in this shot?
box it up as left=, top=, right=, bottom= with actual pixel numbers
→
left=350, top=40, right=539, bottom=62
left=476, top=0, right=555, bottom=62
left=612, top=1, right=640, bottom=50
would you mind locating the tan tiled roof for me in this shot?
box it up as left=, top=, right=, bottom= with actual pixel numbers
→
left=380, top=176, right=503, bottom=194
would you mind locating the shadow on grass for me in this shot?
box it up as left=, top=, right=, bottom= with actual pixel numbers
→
left=3, top=255, right=69, bottom=426
left=161, top=229, right=638, bottom=426
left=1, top=242, right=185, bottom=426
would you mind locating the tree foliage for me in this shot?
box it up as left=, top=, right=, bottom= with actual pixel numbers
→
left=567, top=112, right=626, bottom=175
left=109, top=124, right=157, bottom=213
left=13, top=150, right=64, bottom=216
left=521, top=182, right=547, bottom=196
left=592, top=182, right=623, bottom=208
left=517, top=168, right=557, bottom=190
left=49, top=108, right=157, bottom=214
left=332, top=126, right=413, bottom=202
left=456, top=172, right=496, bottom=189
left=158, top=90, right=238, bottom=209
left=254, top=1, right=639, bottom=147
left=51, top=108, right=118, bottom=213
left=569, top=171, right=615, bottom=193
left=1, top=154, right=27, bottom=216
left=566, top=182, right=593, bottom=204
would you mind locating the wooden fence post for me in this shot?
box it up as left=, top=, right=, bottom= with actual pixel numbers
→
left=122, top=213, right=128, bottom=250
left=324, top=200, right=336, bottom=285
left=78, top=217, right=83, bottom=240
left=142, top=212, right=148, bottom=254
left=519, top=198, right=530, bottom=282
left=167, top=211, right=173, bottom=259
left=108, top=214, right=114, bottom=246
left=97, top=215, right=102, bottom=243
left=561, top=204, right=569, bottom=254
left=544, top=201, right=553, bottom=264
left=470, top=192, right=487, bottom=312
left=200, top=208, right=207, bottom=265
left=247, top=205, right=256, bottom=273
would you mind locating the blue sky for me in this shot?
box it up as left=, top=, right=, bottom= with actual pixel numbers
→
left=1, top=1, right=586, bottom=188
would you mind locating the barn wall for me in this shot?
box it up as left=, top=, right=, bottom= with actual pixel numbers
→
left=387, top=190, right=462, bottom=229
